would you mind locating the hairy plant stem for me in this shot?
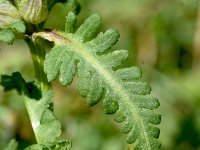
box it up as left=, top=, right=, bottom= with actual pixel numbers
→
left=26, top=37, right=51, bottom=90
left=24, top=34, right=54, bottom=144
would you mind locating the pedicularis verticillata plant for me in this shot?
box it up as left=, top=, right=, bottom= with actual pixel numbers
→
left=0, top=0, right=161, bottom=149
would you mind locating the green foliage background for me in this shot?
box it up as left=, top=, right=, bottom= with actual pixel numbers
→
left=0, top=0, right=200, bottom=149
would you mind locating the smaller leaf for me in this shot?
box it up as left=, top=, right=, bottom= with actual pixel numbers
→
left=65, top=11, right=76, bottom=33
left=0, top=29, right=15, bottom=44
left=36, top=120, right=61, bottom=144
left=9, top=21, right=26, bottom=33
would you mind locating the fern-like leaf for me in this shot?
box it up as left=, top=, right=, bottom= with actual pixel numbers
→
left=35, top=12, right=161, bottom=149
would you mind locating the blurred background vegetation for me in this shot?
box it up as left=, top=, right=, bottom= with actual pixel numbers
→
left=1, top=0, right=200, bottom=149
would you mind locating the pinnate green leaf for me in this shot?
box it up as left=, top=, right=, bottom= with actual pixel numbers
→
left=36, top=12, right=161, bottom=150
